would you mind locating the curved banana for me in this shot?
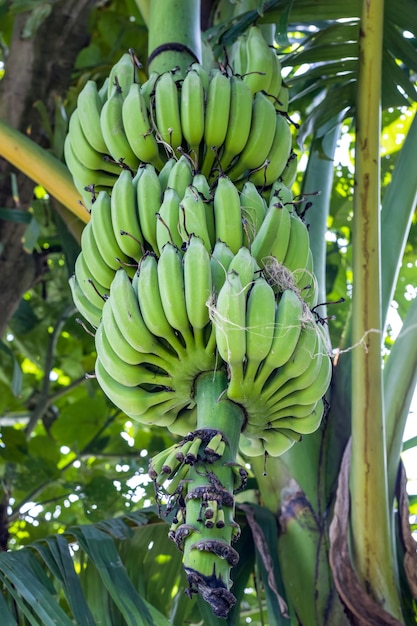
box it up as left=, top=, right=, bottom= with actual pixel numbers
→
left=280, top=151, right=298, bottom=189
left=201, top=69, right=231, bottom=179
left=242, top=26, right=274, bottom=95
left=158, top=157, right=176, bottom=191
left=95, top=323, right=171, bottom=388
left=64, top=134, right=116, bottom=191
left=141, top=71, right=159, bottom=108
left=296, top=248, right=318, bottom=307
left=242, top=276, right=276, bottom=389
left=76, top=79, right=109, bottom=154
left=261, top=429, right=296, bottom=457
left=250, top=202, right=292, bottom=267
left=153, top=70, right=182, bottom=154
left=249, top=113, right=293, bottom=187
left=90, top=190, right=131, bottom=271
left=80, top=220, right=115, bottom=289
left=67, top=108, right=121, bottom=174
left=240, top=181, right=267, bottom=248
left=268, top=398, right=324, bottom=435
left=227, top=246, right=258, bottom=294
left=254, top=288, right=304, bottom=391
left=267, top=348, right=332, bottom=412
left=111, top=169, right=144, bottom=260
left=178, top=185, right=212, bottom=251
left=95, top=357, right=177, bottom=424
left=283, top=211, right=311, bottom=276
left=101, top=296, right=146, bottom=366
left=210, top=240, right=234, bottom=294
left=266, top=50, right=283, bottom=104
left=136, top=253, right=186, bottom=358
left=107, top=52, right=136, bottom=99
left=157, top=242, right=194, bottom=346
left=260, top=317, right=320, bottom=402
left=180, top=68, right=205, bottom=160
left=69, top=274, right=102, bottom=329
left=122, top=82, right=164, bottom=168
left=166, top=154, right=193, bottom=198
left=238, top=433, right=264, bottom=458
left=109, top=268, right=175, bottom=364
left=136, top=163, right=161, bottom=254
left=213, top=270, right=246, bottom=396
left=156, top=187, right=183, bottom=253
left=100, top=86, right=140, bottom=170
left=74, top=251, right=108, bottom=310
left=192, top=173, right=215, bottom=246
left=275, top=83, right=290, bottom=113
left=213, top=176, right=243, bottom=254
left=225, top=92, right=276, bottom=182
left=219, top=76, right=253, bottom=173
left=183, top=235, right=212, bottom=345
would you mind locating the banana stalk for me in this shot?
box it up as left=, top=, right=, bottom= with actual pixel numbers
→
left=147, top=0, right=202, bottom=76
left=350, top=0, right=402, bottom=618
left=154, top=369, right=246, bottom=619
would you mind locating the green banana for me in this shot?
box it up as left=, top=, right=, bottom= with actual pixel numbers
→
left=101, top=296, right=146, bottom=366
left=94, top=357, right=177, bottom=424
left=111, top=169, right=144, bottom=260
left=227, top=246, right=258, bottom=294
left=225, top=92, right=276, bottom=182
left=76, top=80, right=109, bottom=154
left=242, top=26, right=275, bottom=96
left=214, top=270, right=246, bottom=396
left=210, top=240, right=234, bottom=294
left=275, top=83, right=290, bottom=113
left=100, top=86, right=140, bottom=170
left=67, top=108, right=121, bottom=174
left=89, top=190, right=132, bottom=272
left=156, top=187, right=183, bottom=253
left=154, top=70, right=182, bottom=153
left=157, top=242, right=194, bottom=346
left=261, top=429, right=296, bottom=457
left=64, top=134, right=116, bottom=191
left=219, top=75, right=253, bottom=173
left=158, top=157, right=176, bottom=191
left=192, top=173, right=215, bottom=247
left=240, top=181, right=267, bottom=248
left=95, top=323, right=171, bottom=388
left=250, top=202, right=292, bottom=266
left=141, top=71, right=159, bottom=108
left=260, top=318, right=320, bottom=402
left=280, top=151, right=298, bottom=188
left=296, top=249, right=318, bottom=307
left=213, top=176, right=243, bottom=254
left=109, top=268, right=175, bottom=364
left=238, top=433, right=264, bottom=458
left=282, top=211, right=311, bottom=277
left=136, top=253, right=186, bottom=358
left=268, top=398, right=324, bottom=435
left=166, top=154, right=193, bottom=198
left=122, top=82, right=164, bottom=168
left=254, top=288, right=304, bottom=390
left=265, top=50, right=283, bottom=104
left=242, top=276, right=277, bottom=389
left=179, top=185, right=212, bottom=251
left=107, top=52, right=136, bottom=99
left=69, top=274, right=102, bottom=329
left=183, top=235, right=213, bottom=344
left=180, top=68, right=205, bottom=160
left=80, top=220, right=115, bottom=289
left=74, top=251, right=108, bottom=310
left=249, top=113, right=293, bottom=187
left=201, top=69, right=231, bottom=178
left=136, top=163, right=161, bottom=254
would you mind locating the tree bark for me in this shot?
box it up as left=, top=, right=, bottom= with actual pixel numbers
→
left=0, top=0, right=95, bottom=338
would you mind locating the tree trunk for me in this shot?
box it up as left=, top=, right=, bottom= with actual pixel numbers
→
left=0, top=0, right=94, bottom=337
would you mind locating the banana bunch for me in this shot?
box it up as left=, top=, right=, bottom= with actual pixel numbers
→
left=91, top=237, right=220, bottom=436
left=66, top=29, right=293, bottom=197
left=211, top=252, right=332, bottom=458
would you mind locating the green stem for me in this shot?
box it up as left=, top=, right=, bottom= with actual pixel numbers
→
left=350, top=0, right=402, bottom=617
left=0, top=120, right=87, bottom=224
left=148, top=0, right=202, bottom=76
left=180, top=369, right=246, bottom=618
